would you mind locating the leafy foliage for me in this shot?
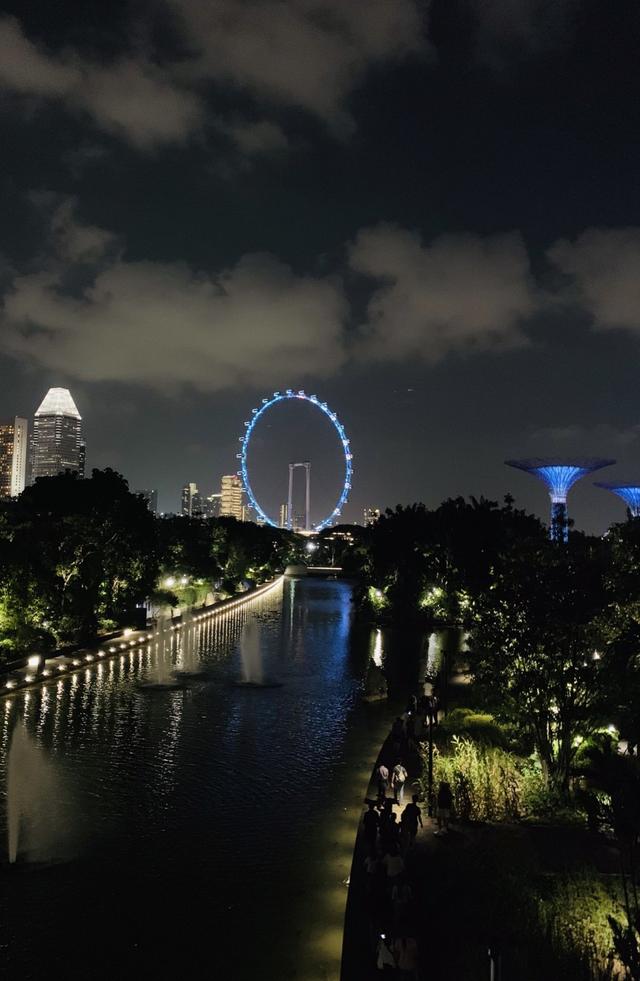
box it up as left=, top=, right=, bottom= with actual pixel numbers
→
left=0, top=469, right=158, bottom=657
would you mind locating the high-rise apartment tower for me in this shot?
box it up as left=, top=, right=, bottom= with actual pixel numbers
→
left=0, top=417, right=28, bottom=498
left=220, top=475, right=245, bottom=520
left=181, top=482, right=202, bottom=517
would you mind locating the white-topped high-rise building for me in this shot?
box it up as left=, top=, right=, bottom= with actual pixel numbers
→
left=31, top=388, right=85, bottom=481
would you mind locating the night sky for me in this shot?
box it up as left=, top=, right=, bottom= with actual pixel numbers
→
left=1, top=0, right=639, bottom=530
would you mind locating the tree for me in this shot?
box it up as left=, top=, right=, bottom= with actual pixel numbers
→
left=362, top=496, right=546, bottom=622
left=0, top=469, right=158, bottom=657
left=469, top=535, right=611, bottom=790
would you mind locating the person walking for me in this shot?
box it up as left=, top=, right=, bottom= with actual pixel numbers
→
left=423, top=693, right=437, bottom=727
left=435, top=780, right=453, bottom=835
left=400, top=794, right=423, bottom=850
left=391, top=716, right=405, bottom=756
left=376, top=934, right=396, bottom=974
left=391, top=881, right=413, bottom=926
left=377, top=763, right=390, bottom=801
left=382, top=843, right=405, bottom=887
left=393, top=934, right=419, bottom=979
left=392, top=762, right=408, bottom=804
left=380, top=811, right=400, bottom=854
left=363, top=801, right=380, bottom=850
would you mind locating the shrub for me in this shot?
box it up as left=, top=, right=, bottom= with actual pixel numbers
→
left=428, top=735, right=589, bottom=825
left=429, top=736, right=526, bottom=821
left=438, top=706, right=508, bottom=747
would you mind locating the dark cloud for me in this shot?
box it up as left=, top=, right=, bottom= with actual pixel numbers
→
left=0, top=200, right=348, bottom=390
left=350, top=224, right=539, bottom=362
left=0, top=1, right=429, bottom=152
left=4, top=200, right=640, bottom=394
left=169, top=0, right=428, bottom=131
left=0, top=16, right=203, bottom=149
left=548, top=228, right=640, bottom=334
left=452, top=0, right=580, bottom=65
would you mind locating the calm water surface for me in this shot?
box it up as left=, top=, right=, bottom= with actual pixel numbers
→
left=1, top=578, right=378, bottom=980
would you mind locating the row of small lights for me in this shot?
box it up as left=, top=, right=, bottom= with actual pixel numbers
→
left=3, top=576, right=284, bottom=693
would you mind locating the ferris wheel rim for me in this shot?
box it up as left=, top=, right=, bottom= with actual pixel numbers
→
left=238, top=390, right=353, bottom=531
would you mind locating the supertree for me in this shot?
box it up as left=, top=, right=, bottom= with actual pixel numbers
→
left=505, top=458, right=615, bottom=542
left=594, top=482, right=640, bottom=518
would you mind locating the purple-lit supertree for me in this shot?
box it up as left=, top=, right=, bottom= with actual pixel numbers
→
left=505, top=458, right=615, bottom=542
left=594, top=482, right=640, bottom=518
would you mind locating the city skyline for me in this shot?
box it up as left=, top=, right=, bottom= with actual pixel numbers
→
left=2, top=2, right=640, bottom=532
left=5, top=379, right=640, bottom=532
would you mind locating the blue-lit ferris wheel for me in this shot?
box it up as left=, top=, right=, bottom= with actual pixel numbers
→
left=237, top=390, right=353, bottom=531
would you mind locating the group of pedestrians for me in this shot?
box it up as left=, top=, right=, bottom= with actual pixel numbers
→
left=360, top=706, right=429, bottom=978
left=363, top=790, right=422, bottom=978
left=357, top=686, right=457, bottom=977
left=375, top=761, right=409, bottom=804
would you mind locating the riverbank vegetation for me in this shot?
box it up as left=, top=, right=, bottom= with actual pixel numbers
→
left=0, top=469, right=299, bottom=664
left=356, top=497, right=640, bottom=975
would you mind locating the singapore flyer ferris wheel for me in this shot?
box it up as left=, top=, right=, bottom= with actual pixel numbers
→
left=237, top=390, right=353, bottom=531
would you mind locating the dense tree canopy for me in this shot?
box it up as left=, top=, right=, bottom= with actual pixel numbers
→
left=0, top=469, right=158, bottom=658
left=359, top=496, right=640, bottom=796
left=0, top=470, right=300, bottom=665
left=363, top=496, right=546, bottom=620
left=469, top=534, right=612, bottom=789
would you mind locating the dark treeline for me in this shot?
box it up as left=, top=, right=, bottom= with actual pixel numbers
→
left=0, top=469, right=300, bottom=665
left=359, top=497, right=640, bottom=785
left=359, top=497, right=640, bottom=976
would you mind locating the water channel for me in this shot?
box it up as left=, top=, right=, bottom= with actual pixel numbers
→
left=1, top=576, right=416, bottom=980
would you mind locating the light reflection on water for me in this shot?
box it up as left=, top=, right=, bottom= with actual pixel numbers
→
left=1, top=577, right=371, bottom=981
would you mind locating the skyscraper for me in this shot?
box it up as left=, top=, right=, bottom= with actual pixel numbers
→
left=220, top=474, right=245, bottom=520
left=279, top=503, right=288, bottom=529
left=31, top=388, right=85, bottom=481
left=0, top=417, right=28, bottom=498
left=136, top=489, right=158, bottom=515
left=200, top=492, right=221, bottom=518
left=181, top=481, right=202, bottom=517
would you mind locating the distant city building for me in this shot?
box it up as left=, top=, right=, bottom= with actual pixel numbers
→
left=200, top=494, right=221, bottom=518
left=207, top=494, right=222, bottom=518
left=181, top=482, right=203, bottom=517
left=136, top=489, right=158, bottom=515
left=199, top=492, right=221, bottom=519
left=31, top=388, right=85, bottom=481
left=363, top=507, right=381, bottom=526
left=0, top=417, right=28, bottom=498
left=279, top=503, right=288, bottom=529
left=220, top=474, right=245, bottom=520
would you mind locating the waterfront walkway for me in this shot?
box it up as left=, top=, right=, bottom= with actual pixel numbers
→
left=340, top=642, right=470, bottom=980
left=1, top=576, right=283, bottom=696
left=340, top=719, right=432, bottom=980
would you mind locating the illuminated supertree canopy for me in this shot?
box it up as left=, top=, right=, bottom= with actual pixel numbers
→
left=238, top=390, right=353, bottom=531
left=505, top=457, right=615, bottom=541
left=594, top=482, right=640, bottom=517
